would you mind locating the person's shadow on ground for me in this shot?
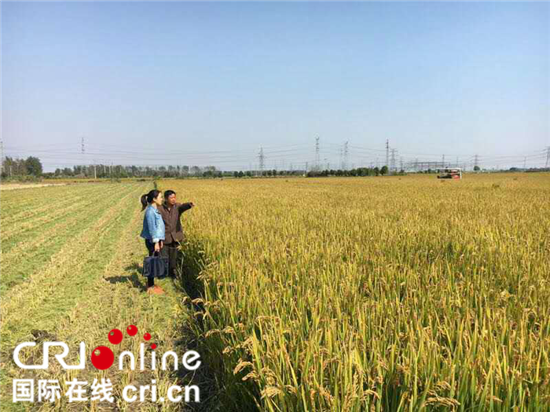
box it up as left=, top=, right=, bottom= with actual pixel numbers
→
left=104, top=263, right=147, bottom=291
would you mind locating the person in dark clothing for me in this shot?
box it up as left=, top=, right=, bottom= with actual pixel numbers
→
left=158, top=190, right=194, bottom=278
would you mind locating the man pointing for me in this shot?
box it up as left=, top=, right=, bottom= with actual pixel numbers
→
left=158, top=190, right=194, bottom=278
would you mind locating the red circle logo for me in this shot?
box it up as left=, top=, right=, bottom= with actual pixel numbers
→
left=91, top=346, right=114, bottom=370
left=108, top=329, right=123, bottom=345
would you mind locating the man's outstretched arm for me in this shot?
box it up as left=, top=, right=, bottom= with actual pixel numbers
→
left=177, top=202, right=194, bottom=214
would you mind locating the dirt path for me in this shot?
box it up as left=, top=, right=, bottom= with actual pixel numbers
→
left=0, top=183, right=68, bottom=191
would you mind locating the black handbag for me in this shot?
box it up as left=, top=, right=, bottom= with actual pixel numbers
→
left=143, top=253, right=169, bottom=279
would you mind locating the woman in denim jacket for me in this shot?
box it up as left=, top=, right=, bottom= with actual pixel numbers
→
left=140, top=189, right=166, bottom=295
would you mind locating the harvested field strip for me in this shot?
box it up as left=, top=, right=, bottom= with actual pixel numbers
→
left=0, top=184, right=103, bottom=226
left=0, top=191, right=112, bottom=250
left=1, top=198, right=90, bottom=243
left=1, top=181, right=212, bottom=412
left=0, top=185, right=141, bottom=292
left=0, top=183, right=93, bottom=215
left=0, top=183, right=68, bottom=191
left=0, top=182, right=133, bottom=253
left=0, top=183, right=148, bottom=349
left=13, top=193, right=190, bottom=411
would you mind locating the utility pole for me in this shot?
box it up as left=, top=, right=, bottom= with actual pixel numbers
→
left=523, top=156, right=527, bottom=170
left=390, top=148, right=397, bottom=174
left=0, top=140, right=4, bottom=176
left=386, top=139, right=390, bottom=169
left=258, top=147, right=265, bottom=176
left=474, top=154, right=479, bottom=171
left=442, top=154, right=445, bottom=168
left=546, top=146, right=550, bottom=168
left=344, top=141, right=349, bottom=171
left=315, top=137, right=320, bottom=171
left=400, top=157, right=404, bottom=172
left=81, top=137, right=86, bottom=176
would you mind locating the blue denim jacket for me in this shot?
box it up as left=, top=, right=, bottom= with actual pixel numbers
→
left=140, top=205, right=165, bottom=243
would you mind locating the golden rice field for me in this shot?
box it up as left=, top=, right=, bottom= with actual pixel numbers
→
left=169, top=173, right=550, bottom=411
left=1, top=173, right=549, bottom=412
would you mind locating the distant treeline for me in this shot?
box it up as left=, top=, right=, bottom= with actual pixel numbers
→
left=47, top=165, right=308, bottom=179
left=49, top=164, right=221, bottom=178
left=2, top=156, right=549, bottom=181
left=1, top=156, right=43, bottom=180
left=306, top=166, right=392, bottom=177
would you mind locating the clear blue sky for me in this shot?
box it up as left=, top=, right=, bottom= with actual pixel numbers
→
left=2, top=1, right=549, bottom=171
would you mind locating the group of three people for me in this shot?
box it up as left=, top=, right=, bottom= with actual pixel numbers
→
left=140, top=189, right=194, bottom=295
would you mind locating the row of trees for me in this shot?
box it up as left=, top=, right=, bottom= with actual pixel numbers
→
left=232, top=170, right=306, bottom=178
left=48, top=165, right=316, bottom=179
left=48, top=164, right=220, bottom=179
left=6, top=156, right=544, bottom=181
left=0, top=158, right=403, bottom=180
left=1, top=156, right=43, bottom=178
left=1, top=158, right=229, bottom=180
left=306, top=166, right=395, bottom=177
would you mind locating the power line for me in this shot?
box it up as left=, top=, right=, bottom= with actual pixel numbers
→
left=4, top=139, right=550, bottom=173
